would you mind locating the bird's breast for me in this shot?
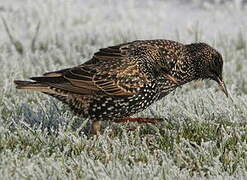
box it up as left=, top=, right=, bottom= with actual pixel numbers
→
left=87, top=82, right=160, bottom=121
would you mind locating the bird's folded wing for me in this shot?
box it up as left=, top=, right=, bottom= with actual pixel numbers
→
left=63, top=66, right=137, bottom=96
left=30, top=66, right=134, bottom=96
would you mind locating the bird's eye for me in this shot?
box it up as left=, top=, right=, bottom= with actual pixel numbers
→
left=212, top=57, right=220, bottom=67
left=212, top=55, right=223, bottom=73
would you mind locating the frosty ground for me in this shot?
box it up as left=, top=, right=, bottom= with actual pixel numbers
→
left=0, top=0, right=246, bottom=179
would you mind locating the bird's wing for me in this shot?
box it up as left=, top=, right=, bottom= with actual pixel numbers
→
left=30, top=42, right=145, bottom=96
left=30, top=40, right=180, bottom=96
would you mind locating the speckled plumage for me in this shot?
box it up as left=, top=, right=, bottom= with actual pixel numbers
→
left=14, top=39, right=228, bottom=124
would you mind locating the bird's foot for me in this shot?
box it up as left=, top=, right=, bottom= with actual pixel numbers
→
left=115, top=118, right=163, bottom=124
left=90, top=121, right=102, bottom=136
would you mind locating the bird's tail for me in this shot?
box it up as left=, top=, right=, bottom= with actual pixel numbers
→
left=14, top=80, right=50, bottom=93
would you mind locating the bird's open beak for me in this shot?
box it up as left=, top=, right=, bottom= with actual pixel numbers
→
left=217, top=77, right=228, bottom=97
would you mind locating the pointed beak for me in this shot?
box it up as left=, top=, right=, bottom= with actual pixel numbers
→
left=216, top=77, right=228, bottom=97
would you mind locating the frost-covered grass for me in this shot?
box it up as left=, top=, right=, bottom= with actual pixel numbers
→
left=0, top=0, right=247, bottom=179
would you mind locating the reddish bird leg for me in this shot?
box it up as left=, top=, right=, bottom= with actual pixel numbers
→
left=115, top=118, right=163, bottom=124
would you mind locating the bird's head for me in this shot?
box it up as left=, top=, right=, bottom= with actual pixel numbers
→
left=187, top=43, right=228, bottom=97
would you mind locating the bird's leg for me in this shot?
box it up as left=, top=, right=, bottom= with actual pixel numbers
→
left=115, top=118, right=163, bottom=124
left=91, top=121, right=102, bottom=136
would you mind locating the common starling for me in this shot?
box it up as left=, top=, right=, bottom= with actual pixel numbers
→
left=14, top=39, right=228, bottom=135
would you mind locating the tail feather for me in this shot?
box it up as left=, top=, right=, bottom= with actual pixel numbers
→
left=30, top=76, right=67, bottom=83
left=14, top=80, right=51, bottom=93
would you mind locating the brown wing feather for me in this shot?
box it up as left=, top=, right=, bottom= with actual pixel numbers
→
left=62, top=65, right=136, bottom=96
left=33, top=43, right=142, bottom=96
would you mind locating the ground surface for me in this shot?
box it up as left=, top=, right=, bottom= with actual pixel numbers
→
left=0, top=0, right=246, bottom=179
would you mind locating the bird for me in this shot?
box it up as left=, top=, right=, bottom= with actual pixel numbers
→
left=14, top=39, right=228, bottom=135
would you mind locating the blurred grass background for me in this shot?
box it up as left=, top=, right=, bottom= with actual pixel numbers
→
left=0, top=0, right=246, bottom=179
